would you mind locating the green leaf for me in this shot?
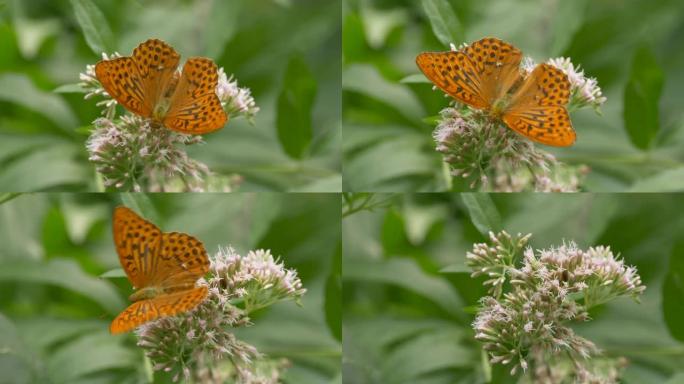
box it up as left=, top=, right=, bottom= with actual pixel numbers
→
left=629, top=167, right=684, bottom=192
left=324, top=241, right=342, bottom=341
left=0, top=258, right=125, bottom=314
left=421, top=0, right=463, bottom=46
left=119, top=193, right=159, bottom=225
left=0, top=145, right=87, bottom=191
left=663, top=241, right=684, bottom=342
left=276, top=55, right=317, bottom=159
left=343, top=257, right=464, bottom=319
left=461, top=193, right=501, bottom=235
left=622, top=45, right=664, bottom=150
left=343, top=64, right=424, bottom=123
left=0, top=314, right=45, bottom=383
left=100, top=268, right=126, bottom=279
left=70, top=0, right=115, bottom=54
left=52, top=83, right=86, bottom=93
left=46, top=332, right=138, bottom=384
left=399, top=73, right=430, bottom=84
left=203, top=0, right=243, bottom=58
left=0, top=74, right=78, bottom=131
left=381, top=330, right=472, bottom=382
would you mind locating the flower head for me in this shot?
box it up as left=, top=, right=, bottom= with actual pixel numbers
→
left=547, top=57, right=607, bottom=112
left=433, top=107, right=584, bottom=191
left=136, top=246, right=305, bottom=383
left=469, top=232, right=645, bottom=382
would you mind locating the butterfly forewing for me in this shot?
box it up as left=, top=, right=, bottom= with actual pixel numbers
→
left=503, top=64, right=575, bottom=147
left=416, top=51, right=490, bottom=110
left=462, top=37, right=523, bottom=105
left=163, top=57, right=228, bottom=134
left=131, top=39, right=180, bottom=115
left=95, top=57, right=150, bottom=117
left=113, top=206, right=163, bottom=288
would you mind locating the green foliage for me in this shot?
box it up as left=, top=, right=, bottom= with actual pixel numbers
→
left=342, top=0, right=684, bottom=192
left=277, top=55, right=317, bottom=159
left=0, top=0, right=341, bottom=192
left=343, top=193, right=684, bottom=383
left=0, top=193, right=341, bottom=383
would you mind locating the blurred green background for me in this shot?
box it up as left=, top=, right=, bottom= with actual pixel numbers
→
left=343, top=0, right=684, bottom=192
left=343, top=193, right=684, bottom=383
left=0, top=192, right=341, bottom=383
left=0, top=0, right=341, bottom=192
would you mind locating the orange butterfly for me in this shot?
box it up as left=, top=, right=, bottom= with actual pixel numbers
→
left=95, top=38, right=228, bottom=134
left=110, top=206, right=209, bottom=334
left=416, top=37, right=575, bottom=147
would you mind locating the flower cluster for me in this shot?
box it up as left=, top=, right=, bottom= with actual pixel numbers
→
left=136, top=246, right=305, bottom=383
left=434, top=107, right=586, bottom=191
left=547, top=57, right=607, bottom=112
left=468, top=232, right=645, bottom=383
left=79, top=53, right=258, bottom=191
left=432, top=43, right=604, bottom=192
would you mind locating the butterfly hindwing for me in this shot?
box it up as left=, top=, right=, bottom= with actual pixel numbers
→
left=110, top=299, right=159, bottom=334
left=154, top=231, right=210, bottom=288
left=150, top=286, right=208, bottom=317
left=503, top=64, right=575, bottom=147
left=416, top=51, right=490, bottom=110
left=163, top=57, right=228, bottom=134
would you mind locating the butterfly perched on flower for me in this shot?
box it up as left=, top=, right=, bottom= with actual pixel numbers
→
left=95, top=38, right=227, bottom=134
left=416, top=37, right=575, bottom=147
left=110, top=206, right=210, bottom=334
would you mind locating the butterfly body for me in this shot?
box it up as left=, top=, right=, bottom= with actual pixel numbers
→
left=416, top=37, right=575, bottom=147
left=95, top=39, right=228, bottom=135
left=110, top=206, right=210, bottom=334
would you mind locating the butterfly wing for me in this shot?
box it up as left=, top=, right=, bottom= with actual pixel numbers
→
left=110, top=299, right=159, bottom=334
left=109, top=286, right=208, bottom=334
left=416, top=38, right=523, bottom=110
left=112, top=206, right=163, bottom=289
left=416, top=51, right=490, bottom=110
left=130, top=39, right=180, bottom=116
left=502, top=64, right=575, bottom=147
left=95, top=57, right=150, bottom=117
left=163, top=57, right=228, bottom=134
left=153, top=231, right=210, bottom=288
left=462, top=37, right=523, bottom=104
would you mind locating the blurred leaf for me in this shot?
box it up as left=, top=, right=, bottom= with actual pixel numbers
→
left=0, top=314, right=44, bottom=384
left=461, top=193, right=501, bottom=235
left=100, top=268, right=126, bottom=278
left=663, top=241, right=684, bottom=342
left=628, top=167, right=684, bottom=192
left=665, top=372, right=684, bottom=384
left=290, top=174, right=342, bottom=192
left=276, top=55, right=317, bottom=159
left=344, top=257, right=463, bottom=319
left=52, top=84, right=86, bottom=93
left=203, top=0, right=243, bottom=58
left=623, top=45, right=664, bottom=150
left=325, top=242, right=342, bottom=341
left=70, top=0, right=115, bottom=54
left=0, top=258, right=125, bottom=314
left=0, top=145, right=86, bottom=191
left=0, top=74, right=78, bottom=131
left=119, top=193, right=159, bottom=225
left=343, top=64, right=425, bottom=123
left=46, top=332, right=138, bottom=384
left=0, top=193, right=22, bottom=205
left=421, top=0, right=463, bottom=47
left=344, top=135, right=435, bottom=191
left=548, top=0, right=588, bottom=56
left=400, top=73, right=430, bottom=84
left=381, top=330, right=472, bottom=382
